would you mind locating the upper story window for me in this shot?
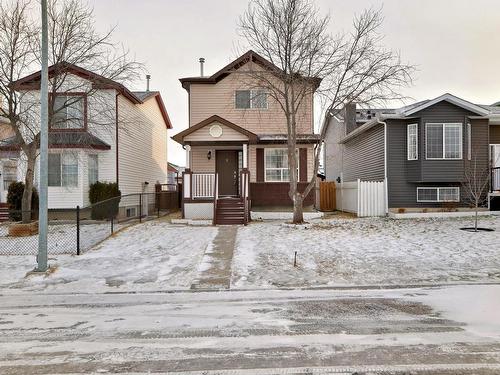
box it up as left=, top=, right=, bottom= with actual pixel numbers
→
left=264, top=148, right=298, bottom=182
left=407, top=123, right=418, bottom=160
left=48, top=153, right=78, bottom=187
left=425, top=123, right=462, bottom=160
left=52, top=94, right=86, bottom=130
left=235, top=89, right=267, bottom=109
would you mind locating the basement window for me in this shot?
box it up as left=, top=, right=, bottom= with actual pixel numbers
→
left=416, top=187, right=460, bottom=202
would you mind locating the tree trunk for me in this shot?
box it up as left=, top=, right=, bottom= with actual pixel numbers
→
left=292, top=193, right=304, bottom=224
left=474, top=205, right=478, bottom=232
left=21, top=146, right=36, bottom=224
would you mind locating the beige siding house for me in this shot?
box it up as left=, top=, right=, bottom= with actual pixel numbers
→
left=173, top=50, right=320, bottom=224
left=0, top=63, right=172, bottom=214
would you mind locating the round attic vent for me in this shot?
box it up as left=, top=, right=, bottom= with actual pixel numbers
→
left=209, top=124, right=223, bottom=138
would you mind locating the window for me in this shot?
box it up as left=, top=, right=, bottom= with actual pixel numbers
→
left=88, top=154, right=98, bottom=185
left=467, top=123, right=472, bottom=161
left=235, top=89, right=267, bottom=109
left=417, top=187, right=460, bottom=202
left=407, top=123, right=418, bottom=160
left=425, top=123, right=462, bottom=159
left=264, top=148, right=298, bottom=182
left=52, top=94, right=85, bottom=129
left=48, top=153, right=78, bottom=187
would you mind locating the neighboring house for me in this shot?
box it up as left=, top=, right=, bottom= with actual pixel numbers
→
left=0, top=116, right=18, bottom=204
left=173, top=50, right=319, bottom=224
left=0, top=63, right=173, bottom=217
left=324, top=93, right=500, bottom=214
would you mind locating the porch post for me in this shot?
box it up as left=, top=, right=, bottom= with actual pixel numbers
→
left=185, top=145, right=191, bottom=170
left=243, top=143, right=248, bottom=169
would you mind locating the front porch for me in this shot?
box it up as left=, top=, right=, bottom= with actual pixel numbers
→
left=182, top=144, right=250, bottom=225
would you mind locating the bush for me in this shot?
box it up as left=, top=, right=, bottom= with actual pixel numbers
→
left=7, top=182, right=39, bottom=222
left=88, top=182, right=121, bottom=220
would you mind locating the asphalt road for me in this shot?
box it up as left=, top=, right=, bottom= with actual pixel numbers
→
left=1, top=285, right=499, bottom=374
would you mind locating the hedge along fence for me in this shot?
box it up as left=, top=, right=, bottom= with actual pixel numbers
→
left=88, top=182, right=121, bottom=220
left=7, top=182, right=39, bottom=222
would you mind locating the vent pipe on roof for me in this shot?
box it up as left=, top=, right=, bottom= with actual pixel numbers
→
left=199, top=58, right=205, bottom=77
left=146, top=74, right=151, bottom=92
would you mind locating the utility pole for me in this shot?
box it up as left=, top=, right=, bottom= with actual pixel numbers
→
left=36, top=0, right=48, bottom=272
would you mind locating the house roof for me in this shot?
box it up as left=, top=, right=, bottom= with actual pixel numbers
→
left=172, top=115, right=259, bottom=145
left=0, top=131, right=111, bottom=151
left=336, top=93, right=499, bottom=143
left=179, top=50, right=322, bottom=91
left=10, top=63, right=173, bottom=130
left=132, top=91, right=173, bottom=129
left=11, top=62, right=142, bottom=104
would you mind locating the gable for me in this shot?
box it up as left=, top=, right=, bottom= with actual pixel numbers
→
left=410, top=99, right=480, bottom=119
left=403, top=94, right=488, bottom=117
left=184, top=121, right=249, bottom=142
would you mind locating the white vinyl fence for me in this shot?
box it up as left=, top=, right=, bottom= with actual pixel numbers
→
left=336, top=179, right=386, bottom=217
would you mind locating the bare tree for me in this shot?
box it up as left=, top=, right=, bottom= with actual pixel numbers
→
left=462, top=152, right=491, bottom=232
left=239, top=0, right=415, bottom=223
left=0, top=0, right=141, bottom=223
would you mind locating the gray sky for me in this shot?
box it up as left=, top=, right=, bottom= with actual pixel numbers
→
left=88, top=0, right=500, bottom=166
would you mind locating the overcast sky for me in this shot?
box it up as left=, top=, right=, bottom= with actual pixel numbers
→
left=87, top=0, right=500, bottom=166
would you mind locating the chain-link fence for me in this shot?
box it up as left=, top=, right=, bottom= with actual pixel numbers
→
left=0, top=189, right=179, bottom=256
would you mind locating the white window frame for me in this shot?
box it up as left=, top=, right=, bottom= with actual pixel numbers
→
left=407, top=123, right=418, bottom=160
left=264, top=148, right=299, bottom=182
left=88, top=154, right=99, bottom=185
left=234, top=89, right=268, bottom=110
left=425, top=123, right=463, bottom=160
left=416, top=187, right=460, bottom=202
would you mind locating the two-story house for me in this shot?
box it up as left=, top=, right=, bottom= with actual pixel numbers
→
left=173, top=51, right=319, bottom=224
left=0, top=63, right=172, bottom=218
left=324, top=93, right=500, bottom=214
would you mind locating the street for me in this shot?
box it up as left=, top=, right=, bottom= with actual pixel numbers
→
left=1, top=284, right=500, bottom=374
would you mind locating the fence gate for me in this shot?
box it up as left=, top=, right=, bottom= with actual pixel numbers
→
left=319, top=181, right=336, bottom=211
left=358, top=180, right=386, bottom=217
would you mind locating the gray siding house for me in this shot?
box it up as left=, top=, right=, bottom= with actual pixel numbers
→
left=324, top=93, right=500, bottom=212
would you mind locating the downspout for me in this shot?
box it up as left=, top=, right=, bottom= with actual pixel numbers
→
left=376, top=116, right=389, bottom=215
left=115, top=93, right=119, bottom=185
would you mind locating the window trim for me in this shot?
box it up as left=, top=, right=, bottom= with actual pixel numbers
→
left=264, top=148, right=299, bottom=182
left=234, top=89, right=268, bottom=110
left=416, top=187, right=460, bottom=203
left=425, top=123, right=463, bottom=160
left=48, top=152, right=79, bottom=188
left=88, top=154, right=99, bottom=185
left=50, top=92, right=88, bottom=132
left=407, top=123, right=418, bottom=160
left=467, top=123, right=472, bottom=161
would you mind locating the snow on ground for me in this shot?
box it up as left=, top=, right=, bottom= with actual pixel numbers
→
left=0, top=221, right=217, bottom=293
left=231, top=215, right=500, bottom=288
left=0, top=222, right=124, bottom=255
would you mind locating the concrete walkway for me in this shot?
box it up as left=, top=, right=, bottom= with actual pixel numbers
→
left=191, top=226, right=237, bottom=290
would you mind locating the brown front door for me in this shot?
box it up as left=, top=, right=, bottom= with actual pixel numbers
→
left=216, top=150, right=238, bottom=196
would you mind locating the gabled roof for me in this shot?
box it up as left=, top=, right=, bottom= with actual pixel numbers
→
left=133, top=91, right=173, bottom=129
left=179, top=50, right=322, bottom=91
left=11, top=62, right=142, bottom=104
left=401, top=93, right=489, bottom=116
left=172, top=115, right=258, bottom=144
left=10, top=63, right=173, bottom=130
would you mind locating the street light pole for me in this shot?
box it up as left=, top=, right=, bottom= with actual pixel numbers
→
left=36, top=0, right=48, bottom=272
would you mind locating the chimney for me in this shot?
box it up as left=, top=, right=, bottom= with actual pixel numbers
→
left=199, top=57, right=205, bottom=77
left=146, top=74, right=151, bottom=92
left=344, top=102, right=357, bottom=134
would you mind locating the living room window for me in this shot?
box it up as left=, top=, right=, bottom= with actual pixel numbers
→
left=52, top=94, right=86, bottom=129
left=235, top=89, right=267, bottom=109
left=88, top=154, right=98, bottom=185
left=264, top=148, right=298, bottom=182
left=416, top=187, right=460, bottom=202
left=407, top=123, right=418, bottom=160
left=48, top=153, right=79, bottom=187
left=425, top=123, right=462, bottom=159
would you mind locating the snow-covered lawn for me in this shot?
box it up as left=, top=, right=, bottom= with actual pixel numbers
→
left=0, top=221, right=217, bottom=293
left=0, top=222, right=123, bottom=255
left=231, top=215, right=500, bottom=288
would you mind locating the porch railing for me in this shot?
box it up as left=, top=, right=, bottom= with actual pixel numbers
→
left=492, top=167, right=500, bottom=192
left=192, top=173, right=216, bottom=199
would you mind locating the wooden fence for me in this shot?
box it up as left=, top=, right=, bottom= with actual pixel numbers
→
left=319, top=181, right=336, bottom=211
